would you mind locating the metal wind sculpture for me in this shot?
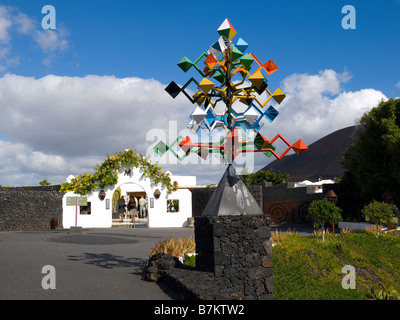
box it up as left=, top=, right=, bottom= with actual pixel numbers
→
left=155, top=19, right=308, bottom=216
left=156, top=19, right=307, bottom=163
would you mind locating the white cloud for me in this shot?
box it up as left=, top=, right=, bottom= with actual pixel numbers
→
left=0, top=139, right=102, bottom=186
left=396, top=81, right=400, bottom=89
left=0, top=5, right=70, bottom=71
left=271, top=69, right=387, bottom=145
left=0, top=69, right=388, bottom=186
left=0, top=7, right=16, bottom=71
left=34, top=27, right=69, bottom=53
left=14, top=12, right=35, bottom=35
left=0, top=7, right=12, bottom=43
left=234, top=69, right=387, bottom=178
left=0, top=74, right=192, bottom=186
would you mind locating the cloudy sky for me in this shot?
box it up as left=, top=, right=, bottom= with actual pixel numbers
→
left=0, top=0, right=399, bottom=186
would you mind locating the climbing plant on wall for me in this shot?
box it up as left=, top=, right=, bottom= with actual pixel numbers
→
left=112, top=187, right=121, bottom=212
left=60, top=149, right=175, bottom=195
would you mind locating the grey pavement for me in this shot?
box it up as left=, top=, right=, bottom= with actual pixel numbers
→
left=0, top=226, right=194, bottom=300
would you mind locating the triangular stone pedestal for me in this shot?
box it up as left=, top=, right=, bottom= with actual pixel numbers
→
left=202, top=164, right=263, bottom=216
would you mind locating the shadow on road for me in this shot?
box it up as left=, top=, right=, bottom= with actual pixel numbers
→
left=68, top=252, right=146, bottom=275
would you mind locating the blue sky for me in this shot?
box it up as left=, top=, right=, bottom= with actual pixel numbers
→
left=0, top=0, right=399, bottom=186
left=4, top=0, right=399, bottom=94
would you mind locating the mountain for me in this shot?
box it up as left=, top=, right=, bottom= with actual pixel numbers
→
left=261, top=126, right=356, bottom=182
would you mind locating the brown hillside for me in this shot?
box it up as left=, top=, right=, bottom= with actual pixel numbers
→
left=262, top=126, right=356, bottom=181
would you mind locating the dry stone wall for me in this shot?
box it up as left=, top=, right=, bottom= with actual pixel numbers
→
left=0, top=185, right=64, bottom=231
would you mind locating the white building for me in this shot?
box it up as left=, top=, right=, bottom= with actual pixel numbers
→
left=62, top=166, right=196, bottom=228
left=292, top=179, right=335, bottom=194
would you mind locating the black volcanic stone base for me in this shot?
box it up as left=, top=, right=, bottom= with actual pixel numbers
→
left=193, top=215, right=273, bottom=300
left=143, top=214, right=273, bottom=300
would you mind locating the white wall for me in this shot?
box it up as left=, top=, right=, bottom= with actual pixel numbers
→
left=62, top=167, right=195, bottom=228
left=148, top=188, right=193, bottom=228
left=62, top=187, right=114, bottom=229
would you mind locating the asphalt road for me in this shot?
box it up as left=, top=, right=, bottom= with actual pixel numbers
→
left=0, top=227, right=194, bottom=300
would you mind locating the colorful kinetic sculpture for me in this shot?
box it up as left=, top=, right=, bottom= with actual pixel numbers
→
left=157, top=18, right=308, bottom=164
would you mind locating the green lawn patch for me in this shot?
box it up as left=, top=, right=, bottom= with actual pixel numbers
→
left=272, top=230, right=400, bottom=300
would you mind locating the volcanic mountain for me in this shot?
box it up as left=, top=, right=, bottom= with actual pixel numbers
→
left=261, top=126, right=356, bottom=182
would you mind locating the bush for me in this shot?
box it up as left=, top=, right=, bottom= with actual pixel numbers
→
left=389, top=216, right=398, bottom=229
left=362, top=200, right=394, bottom=236
left=307, top=198, right=342, bottom=241
left=367, top=285, right=400, bottom=300
left=182, top=254, right=196, bottom=267
left=39, top=179, right=51, bottom=186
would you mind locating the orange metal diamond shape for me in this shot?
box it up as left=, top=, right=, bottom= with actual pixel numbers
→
left=264, top=59, right=278, bottom=75
left=291, top=139, right=308, bottom=156
left=205, top=54, right=218, bottom=70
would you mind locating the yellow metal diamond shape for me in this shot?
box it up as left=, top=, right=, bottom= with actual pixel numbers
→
left=271, top=88, right=286, bottom=104
left=249, top=71, right=265, bottom=90
left=199, top=78, right=215, bottom=94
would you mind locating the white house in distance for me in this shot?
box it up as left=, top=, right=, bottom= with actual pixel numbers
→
left=62, top=166, right=196, bottom=228
left=291, top=179, right=335, bottom=194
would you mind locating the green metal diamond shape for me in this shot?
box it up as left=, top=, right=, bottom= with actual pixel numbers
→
left=212, top=69, right=226, bottom=83
left=240, top=53, right=254, bottom=70
left=264, top=145, right=276, bottom=158
left=254, top=132, right=266, bottom=151
left=153, top=141, right=169, bottom=156
left=177, top=56, right=193, bottom=73
left=254, top=132, right=276, bottom=157
left=231, top=45, right=243, bottom=61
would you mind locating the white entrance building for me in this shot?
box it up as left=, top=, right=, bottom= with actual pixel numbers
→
left=62, top=167, right=196, bottom=228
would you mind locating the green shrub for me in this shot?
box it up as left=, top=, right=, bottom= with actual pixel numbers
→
left=362, top=200, right=394, bottom=236
left=307, top=198, right=342, bottom=241
left=39, top=179, right=51, bottom=186
left=367, top=285, right=400, bottom=300
left=182, top=254, right=196, bottom=267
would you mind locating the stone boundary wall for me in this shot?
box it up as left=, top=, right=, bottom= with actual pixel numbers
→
left=262, top=182, right=326, bottom=201
left=0, top=185, right=65, bottom=231
left=263, top=183, right=365, bottom=224
left=0, top=182, right=355, bottom=231
left=190, top=183, right=321, bottom=225
left=262, top=183, right=323, bottom=224
left=191, top=182, right=361, bottom=225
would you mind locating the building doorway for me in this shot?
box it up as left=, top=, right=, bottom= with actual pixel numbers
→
left=111, top=182, right=148, bottom=227
left=126, top=191, right=146, bottom=219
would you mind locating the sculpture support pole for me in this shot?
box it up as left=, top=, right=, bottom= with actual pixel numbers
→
left=225, top=49, right=233, bottom=165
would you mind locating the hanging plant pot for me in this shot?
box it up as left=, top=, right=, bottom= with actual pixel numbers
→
left=99, top=190, right=106, bottom=200
left=154, top=189, right=161, bottom=199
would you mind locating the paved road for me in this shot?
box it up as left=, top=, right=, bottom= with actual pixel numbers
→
left=0, top=227, right=194, bottom=300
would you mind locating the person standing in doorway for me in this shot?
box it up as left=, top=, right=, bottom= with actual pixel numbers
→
left=127, top=197, right=137, bottom=222
left=118, top=196, right=126, bottom=222
left=139, top=195, right=147, bottom=218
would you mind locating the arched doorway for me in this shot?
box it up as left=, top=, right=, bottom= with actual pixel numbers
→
left=112, top=182, right=148, bottom=227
